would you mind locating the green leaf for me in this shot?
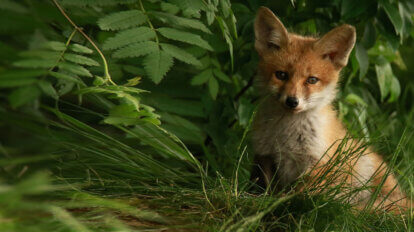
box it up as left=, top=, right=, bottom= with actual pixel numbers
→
left=112, top=41, right=158, bottom=58
left=151, top=11, right=211, bottom=34
left=191, top=69, right=212, bottom=85
left=345, top=93, right=367, bottom=106
left=104, top=104, right=141, bottom=126
left=58, top=62, right=92, bottom=77
left=388, top=76, right=401, bottom=103
left=0, top=0, right=28, bottom=13
left=213, top=68, right=231, bottom=83
left=157, top=27, right=213, bottom=51
left=168, top=0, right=205, bottom=12
left=143, top=49, right=174, bottom=84
left=375, top=63, right=394, bottom=102
left=103, top=27, right=156, bottom=50
left=98, top=10, right=147, bottom=31
left=49, top=71, right=82, bottom=84
left=8, top=85, right=41, bottom=108
left=160, top=2, right=180, bottom=14
left=361, top=21, right=376, bottom=49
left=13, top=59, right=56, bottom=69
left=208, top=77, right=219, bottom=99
left=38, top=80, right=58, bottom=99
left=42, top=41, right=66, bottom=51
left=59, top=0, right=138, bottom=6
left=160, top=43, right=201, bottom=66
left=380, top=0, right=404, bottom=36
left=19, top=50, right=61, bottom=60
left=69, top=44, right=93, bottom=54
left=64, top=53, right=100, bottom=66
left=355, top=43, right=369, bottom=80
left=0, top=70, right=44, bottom=88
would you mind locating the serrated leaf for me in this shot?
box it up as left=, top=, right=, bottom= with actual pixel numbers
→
left=191, top=69, right=212, bottom=85
left=160, top=2, right=180, bottom=14
left=355, top=43, right=369, bottom=80
left=151, top=11, right=211, bottom=34
left=169, top=0, right=205, bottom=12
left=213, top=68, right=231, bottom=83
left=69, top=44, right=93, bottom=54
left=13, top=59, right=56, bottom=69
left=208, top=77, right=218, bottom=99
left=19, top=50, right=61, bottom=60
left=143, top=49, right=173, bottom=84
left=64, top=53, right=100, bottom=66
left=160, top=43, right=201, bottom=66
left=98, top=10, right=147, bottom=31
left=49, top=71, right=82, bottom=84
left=157, top=27, right=213, bottom=51
left=58, top=62, right=92, bottom=77
left=8, top=85, right=41, bottom=108
left=113, top=41, right=158, bottom=58
left=42, top=41, right=66, bottom=51
left=38, top=80, right=58, bottom=99
left=103, top=27, right=156, bottom=50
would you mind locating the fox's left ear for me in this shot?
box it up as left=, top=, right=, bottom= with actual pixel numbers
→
left=314, top=25, right=356, bottom=68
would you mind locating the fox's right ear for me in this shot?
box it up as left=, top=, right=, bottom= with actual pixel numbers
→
left=254, top=7, right=289, bottom=55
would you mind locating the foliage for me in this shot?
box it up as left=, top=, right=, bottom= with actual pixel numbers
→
left=0, top=0, right=413, bottom=231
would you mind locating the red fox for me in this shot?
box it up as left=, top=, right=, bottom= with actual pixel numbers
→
left=250, top=7, right=410, bottom=213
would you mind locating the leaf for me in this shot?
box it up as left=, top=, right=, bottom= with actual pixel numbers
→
left=8, top=85, right=41, bottom=108
left=98, top=10, right=147, bottom=31
left=151, top=11, right=211, bottom=34
left=213, top=68, right=231, bottom=83
left=104, top=104, right=141, bottom=126
left=191, top=69, right=212, bottom=85
left=0, top=70, right=44, bottom=88
left=42, top=41, right=66, bottom=51
left=361, top=21, right=376, bottom=49
left=168, top=0, right=205, bottom=12
left=13, top=59, right=56, bottom=69
left=69, top=44, right=93, bottom=54
left=64, top=53, right=100, bottom=66
left=380, top=0, right=404, bottom=36
left=103, top=27, right=156, bottom=50
left=355, top=43, right=369, bottom=80
left=345, top=93, right=367, bottom=106
left=208, top=77, right=219, bottom=99
left=375, top=63, right=394, bottom=102
left=112, top=41, right=158, bottom=58
left=0, top=0, right=28, bottom=13
left=58, top=62, right=92, bottom=77
left=160, top=2, right=180, bottom=14
left=143, top=49, right=174, bottom=84
left=157, top=27, right=213, bottom=51
left=125, top=76, right=141, bottom=86
left=38, top=80, right=58, bottom=99
left=59, top=0, right=138, bottom=6
left=388, top=76, right=400, bottom=103
left=160, top=43, right=201, bottom=66
left=19, top=50, right=61, bottom=60
left=49, top=71, right=82, bottom=84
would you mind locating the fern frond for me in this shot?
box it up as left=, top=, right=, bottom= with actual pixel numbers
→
left=160, top=43, right=201, bottom=66
left=64, top=53, right=100, bottom=66
left=143, top=49, right=173, bottom=84
left=98, top=10, right=147, bottom=31
left=151, top=11, right=211, bottom=34
left=49, top=71, right=83, bottom=84
left=58, top=62, right=92, bottom=77
left=112, top=41, right=158, bottom=58
left=103, top=27, right=156, bottom=50
left=42, top=41, right=66, bottom=51
left=59, top=0, right=137, bottom=6
left=69, top=44, right=93, bottom=54
left=157, top=27, right=212, bottom=51
left=13, top=59, right=56, bottom=69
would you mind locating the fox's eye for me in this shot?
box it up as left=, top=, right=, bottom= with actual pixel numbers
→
left=275, top=71, right=288, bottom=81
left=307, top=76, right=319, bottom=84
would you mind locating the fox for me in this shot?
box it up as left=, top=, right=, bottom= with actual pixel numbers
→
left=250, top=7, right=411, bottom=213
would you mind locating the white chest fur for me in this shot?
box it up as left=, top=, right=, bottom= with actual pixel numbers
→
left=252, top=103, right=328, bottom=186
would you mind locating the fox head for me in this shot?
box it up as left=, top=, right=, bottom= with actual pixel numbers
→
left=254, top=7, right=356, bottom=113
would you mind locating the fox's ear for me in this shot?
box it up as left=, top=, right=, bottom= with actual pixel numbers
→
left=314, top=24, right=356, bottom=68
left=254, top=7, right=289, bottom=55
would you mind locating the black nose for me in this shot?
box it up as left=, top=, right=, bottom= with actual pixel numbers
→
left=285, top=96, right=299, bottom=109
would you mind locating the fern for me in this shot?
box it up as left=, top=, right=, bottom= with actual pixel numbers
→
left=49, top=71, right=83, bottom=84
left=103, top=27, right=156, bottom=50
left=58, top=62, right=92, bottom=77
left=143, top=49, right=174, bottom=84
left=68, top=44, right=93, bottom=54
left=160, top=43, right=201, bottom=66
left=98, top=10, right=147, bottom=31
left=113, top=41, right=158, bottom=58
left=157, top=27, right=213, bottom=51
left=150, top=11, right=211, bottom=34
left=64, top=53, right=100, bottom=66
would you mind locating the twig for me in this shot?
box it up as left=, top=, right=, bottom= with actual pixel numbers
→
left=51, top=0, right=116, bottom=86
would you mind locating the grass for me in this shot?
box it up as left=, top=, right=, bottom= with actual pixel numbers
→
left=1, top=91, right=414, bottom=232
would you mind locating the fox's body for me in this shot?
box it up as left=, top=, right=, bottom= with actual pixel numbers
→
left=251, top=7, right=410, bottom=212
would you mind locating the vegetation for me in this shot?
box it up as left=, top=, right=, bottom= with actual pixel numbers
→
left=0, top=0, right=413, bottom=231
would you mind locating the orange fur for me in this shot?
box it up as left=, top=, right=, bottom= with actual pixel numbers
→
left=251, top=7, right=411, bottom=213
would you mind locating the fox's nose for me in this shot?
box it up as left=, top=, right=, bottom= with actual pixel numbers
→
left=285, top=96, right=299, bottom=109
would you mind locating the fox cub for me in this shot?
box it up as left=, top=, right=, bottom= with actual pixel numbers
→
left=251, top=7, right=410, bottom=213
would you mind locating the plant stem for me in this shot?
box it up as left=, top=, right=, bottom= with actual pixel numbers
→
left=51, top=0, right=116, bottom=86
left=138, top=0, right=159, bottom=45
